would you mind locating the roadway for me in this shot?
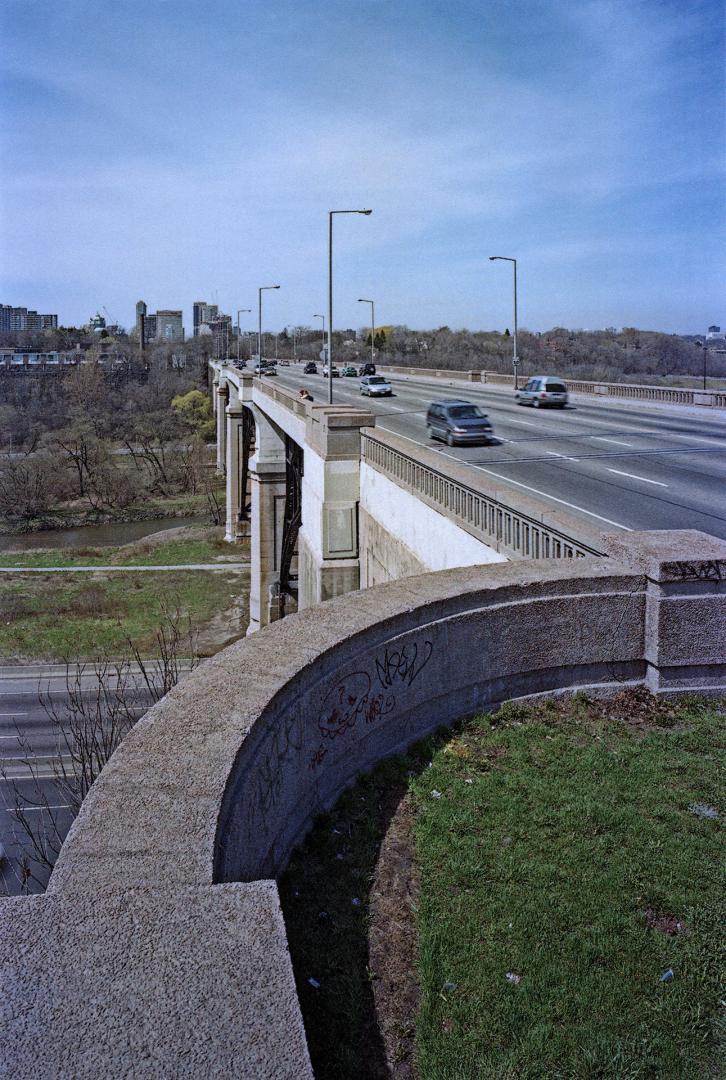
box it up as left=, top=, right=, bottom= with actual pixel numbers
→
left=269, top=363, right=726, bottom=538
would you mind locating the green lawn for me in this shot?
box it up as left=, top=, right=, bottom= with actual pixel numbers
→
left=281, top=692, right=725, bottom=1080
left=0, top=535, right=245, bottom=568
left=0, top=568, right=249, bottom=659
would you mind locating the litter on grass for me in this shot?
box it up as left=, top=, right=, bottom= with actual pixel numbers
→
left=660, top=969, right=674, bottom=982
left=689, top=802, right=719, bottom=819
left=505, top=972, right=522, bottom=985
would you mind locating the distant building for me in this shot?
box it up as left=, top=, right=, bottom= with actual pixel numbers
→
left=0, top=305, right=58, bottom=333
left=135, top=300, right=184, bottom=343
left=193, top=300, right=220, bottom=336
left=706, top=325, right=725, bottom=341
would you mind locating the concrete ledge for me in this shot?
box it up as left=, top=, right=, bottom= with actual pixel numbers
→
left=1, top=883, right=311, bottom=1080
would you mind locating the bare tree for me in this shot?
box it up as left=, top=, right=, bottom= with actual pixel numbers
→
left=0, top=607, right=198, bottom=894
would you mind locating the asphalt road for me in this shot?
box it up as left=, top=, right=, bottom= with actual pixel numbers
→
left=0, top=664, right=156, bottom=895
left=271, top=363, right=726, bottom=538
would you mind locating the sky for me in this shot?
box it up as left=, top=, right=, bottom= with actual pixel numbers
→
left=1, top=0, right=724, bottom=334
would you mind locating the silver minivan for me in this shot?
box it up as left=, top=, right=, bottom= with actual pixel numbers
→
left=515, top=376, right=569, bottom=408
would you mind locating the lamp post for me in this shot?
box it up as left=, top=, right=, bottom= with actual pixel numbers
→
left=236, top=308, right=251, bottom=364
left=328, top=208, right=372, bottom=403
left=357, top=298, right=375, bottom=371
left=286, top=325, right=297, bottom=361
left=258, top=285, right=280, bottom=367
left=314, top=313, right=325, bottom=361
left=489, top=256, right=519, bottom=389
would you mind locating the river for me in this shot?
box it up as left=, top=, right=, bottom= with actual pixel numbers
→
left=0, top=516, right=209, bottom=552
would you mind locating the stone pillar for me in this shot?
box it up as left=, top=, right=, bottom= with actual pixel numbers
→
left=212, top=379, right=219, bottom=416
left=247, top=405, right=286, bottom=635
left=602, top=530, right=726, bottom=696
left=297, top=406, right=375, bottom=610
left=225, top=406, right=244, bottom=543
left=216, top=384, right=228, bottom=474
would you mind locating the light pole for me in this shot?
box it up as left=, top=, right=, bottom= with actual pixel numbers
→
left=286, top=325, right=297, bottom=361
left=489, top=256, right=519, bottom=389
left=236, top=308, right=251, bottom=364
left=357, top=298, right=375, bottom=371
left=328, top=208, right=372, bottom=403
left=258, top=285, right=280, bottom=367
left=314, top=314, right=325, bottom=362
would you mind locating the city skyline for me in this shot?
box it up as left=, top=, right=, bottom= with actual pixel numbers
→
left=1, top=0, right=723, bottom=334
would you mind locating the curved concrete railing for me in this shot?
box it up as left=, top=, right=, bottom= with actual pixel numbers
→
left=3, top=530, right=726, bottom=1078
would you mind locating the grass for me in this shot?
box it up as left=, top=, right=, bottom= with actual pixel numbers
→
left=0, top=567, right=249, bottom=659
left=280, top=691, right=725, bottom=1080
left=0, top=535, right=244, bottom=568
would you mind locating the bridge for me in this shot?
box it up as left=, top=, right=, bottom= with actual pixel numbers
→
left=2, top=361, right=726, bottom=1077
left=211, top=358, right=726, bottom=629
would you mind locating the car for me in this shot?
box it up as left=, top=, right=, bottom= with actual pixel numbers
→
left=341, top=365, right=358, bottom=377
left=303, top=361, right=318, bottom=374
left=359, top=362, right=376, bottom=376
left=426, top=400, right=494, bottom=446
left=255, top=363, right=278, bottom=376
left=322, top=364, right=340, bottom=377
left=233, top=360, right=247, bottom=369
left=279, top=359, right=291, bottom=367
left=515, top=376, right=569, bottom=408
left=360, top=374, right=392, bottom=397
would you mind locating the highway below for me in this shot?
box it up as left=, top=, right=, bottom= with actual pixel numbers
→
left=270, top=363, right=726, bottom=538
left=0, top=664, right=154, bottom=895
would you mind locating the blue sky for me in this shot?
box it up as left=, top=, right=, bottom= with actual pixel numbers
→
left=1, top=0, right=723, bottom=333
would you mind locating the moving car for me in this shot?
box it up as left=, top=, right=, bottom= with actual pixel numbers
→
left=322, top=364, right=340, bottom=377
left=341, top=365, right=358, bottom=377
left=360, top=374, right=392, bottom=397
left=303, top=361, right=318, bottom=374
left=515, top=376, right=569, bottom=408
left=359, top=362, right=376, bottom=376
left=426, top=400, right=494, bottom=446
left=255, top=362, right=278, bottom=376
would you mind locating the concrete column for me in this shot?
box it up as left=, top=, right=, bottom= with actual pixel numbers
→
left=216, top=384, right=228, bottom=474
left=297, top=406, right=375, bottom=611
left=225, top=406, right=244, bottom=543
left=247, top=405, right=286, bottom=635
left=212, top=379, right=219, bottom=416
left=602, top=530, right=726, bottom=695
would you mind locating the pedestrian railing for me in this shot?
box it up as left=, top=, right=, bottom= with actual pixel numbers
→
left=361, top=429, right=605, bottom=560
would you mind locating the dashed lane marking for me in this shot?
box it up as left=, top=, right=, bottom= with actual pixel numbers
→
left=606, top=469, right=668, bottom=487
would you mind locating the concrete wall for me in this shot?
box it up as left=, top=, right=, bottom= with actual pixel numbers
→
left=3, top=530, right=726, bottom=1078
left=360, top=462, right=507, bottom=585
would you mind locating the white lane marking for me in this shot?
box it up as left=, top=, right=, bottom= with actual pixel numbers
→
left=0, top=713, right=27, bottom=717
left=545, top=450, right=579, bottom=461
left=592, top=436, right=634, bottom=447
left=4, top=805, right=72, bottom=812
left=503, top=417, right=538, bottom=427
left=606, top=469, right=668, bottom=487
left=471, top=467, right=633, bottom=530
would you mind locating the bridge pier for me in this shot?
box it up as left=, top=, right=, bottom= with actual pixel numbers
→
left=215, top=383, right=228, bottom=475
left=224, top=403, right=246, bottom=543
left=247, top=405, right=287, bottom=634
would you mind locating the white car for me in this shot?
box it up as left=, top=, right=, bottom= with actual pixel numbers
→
left=360, top=375, right=392, bottom=397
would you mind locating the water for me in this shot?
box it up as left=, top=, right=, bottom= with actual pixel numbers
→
left=0, top=516, right=209, bottom=552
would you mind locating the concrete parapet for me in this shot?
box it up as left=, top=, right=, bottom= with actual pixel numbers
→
left=6, top=532, right=725, bottom=1076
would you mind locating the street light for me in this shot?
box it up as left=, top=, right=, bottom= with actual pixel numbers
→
left=285, top=325, right=297, bottom=361
left=357, top=298, right=375, bottom=371
left=236, top=308, right=251, bottom=364
left=328, top=208, right=372, bottom=403
left=258, top=285, right=280, bottom=367
left=314, top=313, right=325, bottom=360
left=489, top=256, right=519, bottom=389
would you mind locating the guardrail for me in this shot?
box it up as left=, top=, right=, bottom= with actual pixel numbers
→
left=377, top=364, right=726, bottom=407
left=362, top=428, right=605, bottom=559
